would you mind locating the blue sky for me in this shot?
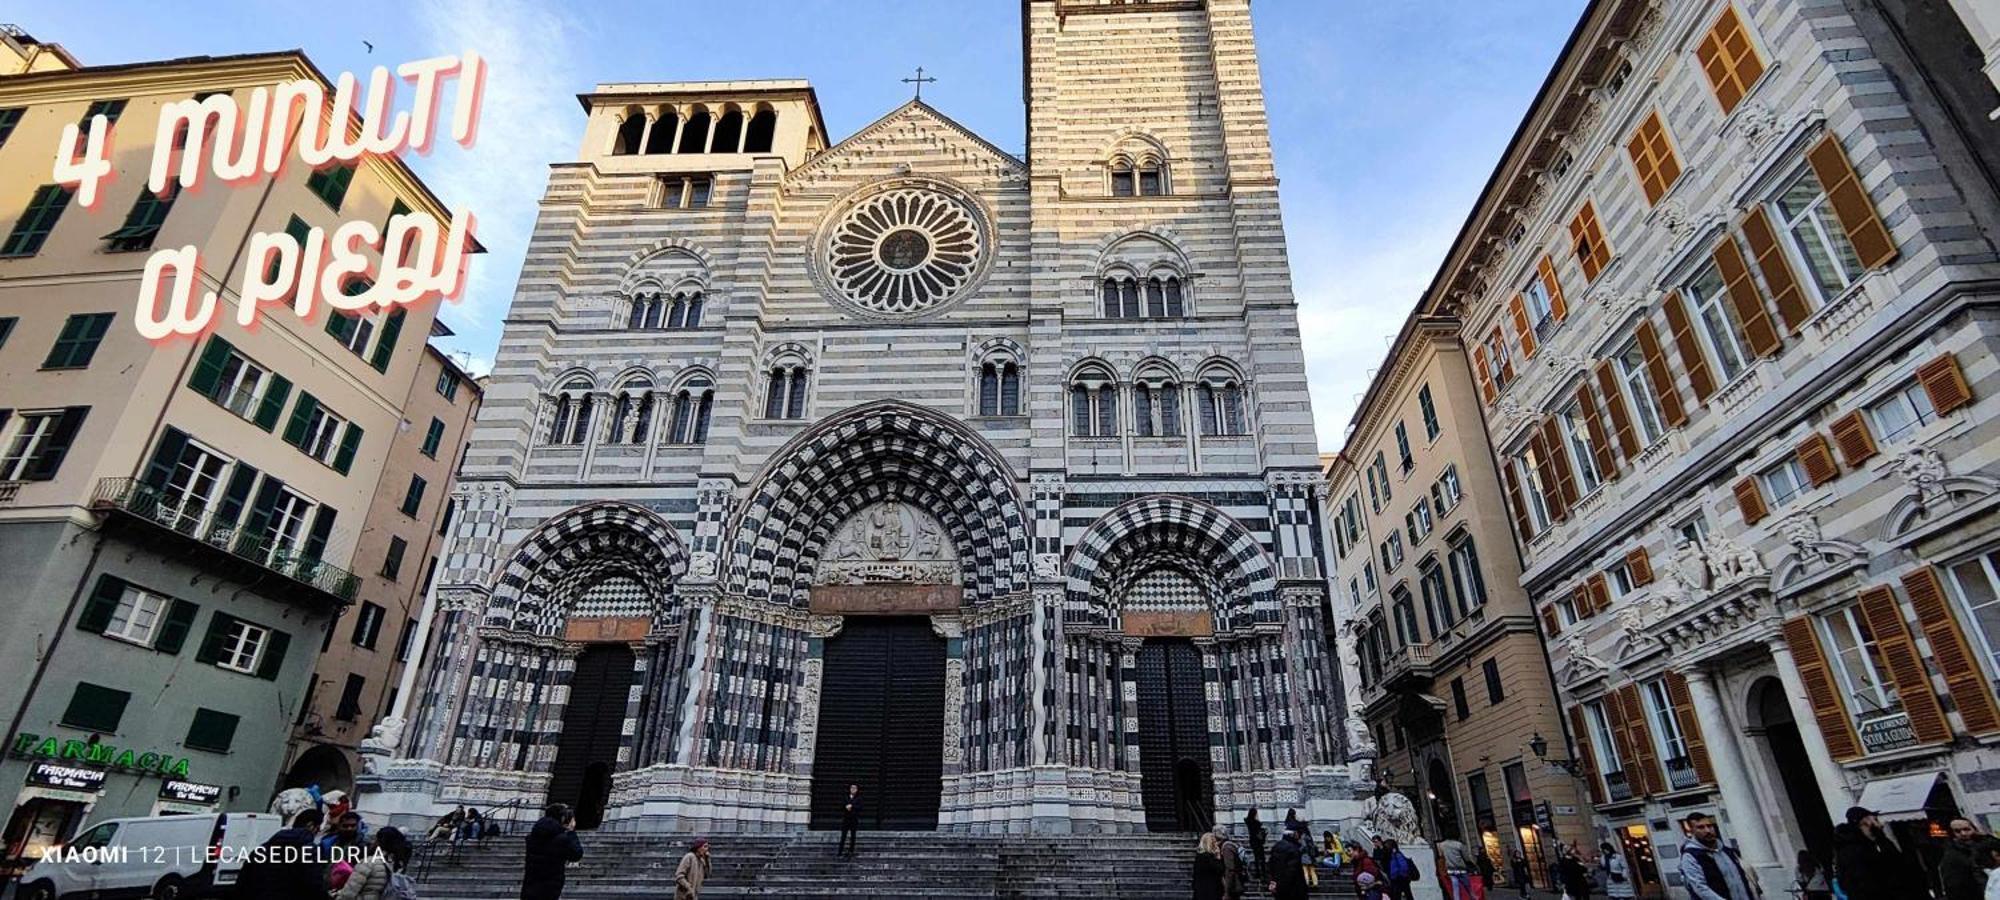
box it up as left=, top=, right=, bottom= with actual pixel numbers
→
left=18, top=0, right=1584, bottom=451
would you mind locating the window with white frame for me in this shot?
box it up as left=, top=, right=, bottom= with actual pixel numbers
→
left=1362, top=561, right=1379, bottom=595
left=214, top=350, right=271, bottom=420
left=1818, top=605, right=1902, bottom=718
left=1407, top=499, right=1433, bottom=545
left=1586, top=699, right=1623, bottom=775
left=1380, top=532, right=1405, bottom=573
left=1558, top=402, right=1603, bottom=495
left=1676, top=514, right=1710, bottom=551
left=1867, top=381, right=1937, bottom=444
left=1514, top=451, right=1552, bottom=534
left=264, top=488, right=317, bottom=561
left=217, top=618, right=270, bottom=673
left=1447, top=533, right=1488, bottom=615
left=1522, top=272, right=1555, bottom=335
left=299, top=405, right=349, bottom=465
left=1487, top=332, right=1515, bottom=390
left=160, top=440, right=231, bottom=533
left=1606, top=560, right=1636, bottom=600
left=1433, top=464, right=1464, bottom=516
left=1944, top=550, right=2000, bottom=683
left=0, top=411, right=61, bottom=480
left=1759, top=456, right=1810, bottom=507
left=104, top=585, right=169, bottom=646
left=1614, top=338, right=1666, bottom=445
left=1642, top=679, right=1690, bottom=764
left=1557, top=590, right=1582, bottom=626
left=1769, top=165, right=1866, bottom=305
left=1685, top=262, right=1750, bottom=384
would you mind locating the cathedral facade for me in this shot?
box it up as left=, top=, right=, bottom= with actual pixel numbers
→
left=366, top=0, right=1367, bottom=834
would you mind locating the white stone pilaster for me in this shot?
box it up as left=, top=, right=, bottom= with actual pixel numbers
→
left=1683, top=670, right=1779, bottom=878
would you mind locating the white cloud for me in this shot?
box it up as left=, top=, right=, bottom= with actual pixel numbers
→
left=414, top=0, right=588, bottom=350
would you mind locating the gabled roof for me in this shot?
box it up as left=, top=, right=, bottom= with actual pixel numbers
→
left=794, top=98, right=1027, bottom=180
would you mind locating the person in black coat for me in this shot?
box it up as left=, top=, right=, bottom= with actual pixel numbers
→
left=1835, top=807, right=1929, bottom=900
left=1246, top=809, right=1269, bottom=880
left=839, top=784, right=862, bottom=858
left=1269, top=829, right=1311, bottom=900
left=521, top=803, right=585, bottom=900
left=235, top=808, right=327, bottom=900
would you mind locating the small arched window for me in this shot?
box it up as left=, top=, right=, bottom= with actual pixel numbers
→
left=1110, top=158, right=1137, bottom=197
left=1133, top=370, right=1182, bottom=438
left=1198, top=373, right=1247, bottom=436
left=644, top=109, right=678, bottom=154
left=667, top=291, right=705, bottom=329
left=1070, top=367, right=1117, bottom=438
left=612, top=113, right=645, bottom=156
left=1136, top=157, right=1165, bottom=196
left=711, top=107, right=746, bottom=153
left=607, top=378, right=655, bottom=445
left=667, top=376, right=714, bottom=444
left=765, top=364, right=809, bottom=420
left=548, top=377, right=596, bottom=445
left=628, top=292, right=665, bottom=330
left=1101, top=275, right=1184, bottom=319
left=978, top=360, right=1022, bottom=417
left=744, top=108, right=778, bottom=153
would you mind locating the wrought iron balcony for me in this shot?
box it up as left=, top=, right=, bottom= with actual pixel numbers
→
left=90, top=478, right=359, bottom=604
left=1604, top=770, right=1634, bottom=803
left=0, top=481, right=20, bottom=505
left=1664, top=756, right=1701, bottom=791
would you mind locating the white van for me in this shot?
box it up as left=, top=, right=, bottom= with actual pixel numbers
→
left=16, top=811, right=283, bottom=900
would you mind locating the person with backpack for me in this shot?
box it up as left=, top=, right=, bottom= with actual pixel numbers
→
left=236, top=808, right=329, bottom=900
left=1269, top=828, right=1311, bottom=900
left=521, top=803, right=584, bottom=900
left=1678, top=814, right=1756, bottom=900
left=1600, top=842, right=1634, bottom=900
left=337, top=826, right=417, bottom=900
left=1246, top=809, right=1269, bottom=881
left=1386, top=838, right=1421, bottom=900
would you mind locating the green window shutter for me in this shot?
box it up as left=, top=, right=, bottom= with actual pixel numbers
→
left=213, top=462, right=259, bottom=531
left=187, top=336, right=233, bottom=398
left=325, top=309, right=353, bottom=341
left=141, top=427, right=189, bottom=492
left=76, top=575, right=125, bottom=634
left=333, top=423, right=362, bottom=474
left=154, top=599, right=199, bottom=654
left=184, top=708, right=239, bottom=752
left=303, top=505, right=337, bottom=562
left=256, top=629, right=291, bottom=680
left=60, top=683, right=130, bottom=733
left=369, top=308, right=406, bottom=372
left=24, top=407, right=89, bottom=481
left=421, top=418, right=445, bottom=457
left=270, top=215, right=309, bottom=282
left=254, top=375, right=291, bottom=431
left=194, top=612, right=234, bottom=665
left=281, top=393, right=318, bottom=448
left=237, top=478, right=284, bottom=550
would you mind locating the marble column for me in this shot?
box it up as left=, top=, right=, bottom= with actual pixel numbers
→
left=1767, top=638, right=1855, bottom=819
left=1683, top=670, right=1778, bottom=872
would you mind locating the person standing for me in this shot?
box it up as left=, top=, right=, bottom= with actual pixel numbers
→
left=1600, top=843, right=1634, bottom=900
left=1835, top=806, right=1925, bottom=900
left=1385, top=838, right=1418, bottom=900
left=1219, top=829, right=1248, bottom=900
left=335, top=826, right=412, bottom=900
left=1511, top=850, right=1532, bottom=898
left=1269, top=827, right=1311, bottom=900
left=1246, top=809, right=1269, bottom=881
left=1941, top=818, right=2000, bottom=900
left=1440, top=836, right=1478, bottom=900
left=521, top=803, right=584, bottom=900
left=1195, top=831, right=1228, bottom=900
left=838, top=784, right=862, bottom=858
left=1795, top=850, right=1833, bottom=900
left=676, top=837, right=712, bottom=900
left=1679, top=812, right=1757, bottom=900
left=236, top=808, right=327, bottom=900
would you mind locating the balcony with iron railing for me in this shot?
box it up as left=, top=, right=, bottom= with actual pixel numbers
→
left=89, top=478, right=359, bottom=606
left=1664, top=756, right=1701, bottom=792
left=1604, top=770, right=1634, bottom=803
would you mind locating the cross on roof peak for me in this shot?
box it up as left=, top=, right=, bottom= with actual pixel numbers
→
left=902, top=66, right=938, bottom=102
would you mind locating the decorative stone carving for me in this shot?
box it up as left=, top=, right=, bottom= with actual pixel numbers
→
left=362, top=716, right=406, bottom=755
left=271, top=787, right=316, bottom=818
left=1731, top=100, right=1780, bottom=148
left=1889, top=446, right=1952, bottom=514
left=1705, top=532, right=1769, bottom=586
left=1344, top=714, right=1378, bottom=760
left=1360, top=789, right=1424, bottom=844
left=818, top=502, right=961, bottom=585
left=1655, top=198, right=1696, bottom=240
left=1666, top=540, right=1711, bottom=603
left=942, top=656, right=966, bottom=766
left=688, top=549, right=719, bottom=579
left=1033, top=553, right=1061, bottom=579
left=813, top=179, right=994, bottom=319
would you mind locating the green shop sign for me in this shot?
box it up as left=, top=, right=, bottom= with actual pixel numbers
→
left=10, top=733, right=191, bottom=779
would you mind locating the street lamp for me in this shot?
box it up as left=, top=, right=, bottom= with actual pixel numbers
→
left=1528, top=731, right=1583, bottom=777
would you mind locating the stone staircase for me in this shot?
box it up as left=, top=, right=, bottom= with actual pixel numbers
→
left=413, top=831, right=1361, bottom=899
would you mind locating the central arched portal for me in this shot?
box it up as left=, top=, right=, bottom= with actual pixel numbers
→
left=548, top=643, right=636, bottom=830
left=808, top=617, right=947, bottom=830
left=1137, top=638, right=1212, bottom=832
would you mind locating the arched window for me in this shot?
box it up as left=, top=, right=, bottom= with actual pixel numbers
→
left=1133, top=369, right=1183, bottom=438
left=548, top=377, right=596, bottom=445
left=1101, top=275, right=1183, bottom=319
left=765, top=364, right=809, bottom=419
left=978, top=360, right=1022, bottom=417
left=711, top=107, right=745, bottom=153
left=666, top=376, right=714, bottom=444
left=666, top=291, right=704, bottom=329
left=644, top=109, right=678, bottom=154
left=1136, top=156, right=1166, bottom=196
left=607, top=378, right=655, bottom=445
left=677, top=108, right=712, bottom=154
left=627, top=293, right=665, bottom=330
left=1070, top=367, right=1117, bottom=437
left=1198, top=372, right=1247, bottom=436
left=612, top=113, right=645, bottom=156
left=1110, top=158, right=1137, bottom=197
left=744, top=108, right=778, bottom=153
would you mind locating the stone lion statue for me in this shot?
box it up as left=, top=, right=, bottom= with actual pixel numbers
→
left=271, top=787, right=316, bottom=819
left=1359, top=790, right=1424, bottom=844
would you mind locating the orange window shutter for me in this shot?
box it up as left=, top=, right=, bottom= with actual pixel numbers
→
left=1697, top=7, right=1765, bottom=114
left=1741, top=207, right=1813, bottom=333
left=1902, top=567, right=2000, bottom=735
left=1617, top=685, right=1664, bottom=796
left=1806, top=133, right=1898, bottom=270
left=1575, top=383, right=1621, bottom=478
left=1627, top=113, right=1681, bottom=206
left=1664, top=672, right=1717, bottom=785
left=1595, top=362, right=1641, bottom=458
left=1830, top=410, right=1879, bottom=467
left=1781, top=615, right=1863, bottom=761
left=1796, top=433, right=1841, bottom=487
left=1733, top=476, right=1769, bottom=525
left=1636, top=321, right=1688, bottom=428
left=1627, top=547, right=1654, bottom=586
left=1712, top=236, right=1782, bottom=358
left=1528, top=429, right=1568, bottom=523
left=1917, top=352, right=1974, bottom=414
left=1502, top=462, right=1532, bottom=539
left=1543, top=606, right=1563, bottom=637
left=1661, top=291, right=1717, bottom=403
left=1473, top=345, right=1497, bottom=404
left=1573, top=583, right=1596, bottom=619
left=1541, top=417, right=1581, bottom=508
left=1588, top=572, right=1612, bottom=614
left=1856, top=585, right=1952, bottom=745
left=1511, top=293, right=1538, bottom=357
left=1540, top=256, right=1569, bottom=321
left=1568, top=706, right=1606, bottom=805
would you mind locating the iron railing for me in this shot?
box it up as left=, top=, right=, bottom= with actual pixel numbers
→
left=410, top=798, right=534, bottom=881
left=90, top=478, right=360, bottom=601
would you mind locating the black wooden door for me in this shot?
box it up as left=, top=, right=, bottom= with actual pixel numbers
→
left=809, top=617, right=946, bottom=830
left=1137, top=639, right=1213, bottom=832
left=546, top=644, right=635, bottom=829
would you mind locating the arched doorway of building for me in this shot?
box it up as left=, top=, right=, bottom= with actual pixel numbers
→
left=1136, top=638, right=1214, bottom=833
left=1748, top=677, right=1834, bottom=861
left=809, top=616, right=947, bottom=831
left=547, top=643, right=637, bottom=830
left=285, top=743, right=354, bottom=796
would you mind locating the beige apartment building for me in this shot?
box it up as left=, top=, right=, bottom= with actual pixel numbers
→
left=283, top=346, right=480, bottom=800
left=0, top=37, right=471, bottom=876
left=1324, top=317, right=1589, bottom=886
left=1391, top=0, right=2000, bottom=895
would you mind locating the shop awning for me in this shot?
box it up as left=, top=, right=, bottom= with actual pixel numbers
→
left=1855, top=771, right=1943, bottom=822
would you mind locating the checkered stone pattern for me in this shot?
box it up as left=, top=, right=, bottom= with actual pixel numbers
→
left=571, top=574, right=649, bottom=620
left=1059, top=637, right=1127, bottom=771
left=1122, top=569, right=1208, bottom=614
left=409, top=606, right=472, bottom=761
left=1062, top=495, right=1278, bottom=633
left=1266, top=481, right=1324, bottom=580
left=964, top=612, right=1034, bottom=771
left=725, top=406, right=1030, bottom=606
left=486, top=501, right=691, bottom=636
left=695, top=614, right=809, bottom=772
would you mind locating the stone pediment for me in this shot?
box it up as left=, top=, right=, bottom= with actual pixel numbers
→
left=785, top=100, right=1027, bottom=193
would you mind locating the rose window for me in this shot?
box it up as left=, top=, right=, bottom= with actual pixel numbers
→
left=822, top=187, right=986, bottom=316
